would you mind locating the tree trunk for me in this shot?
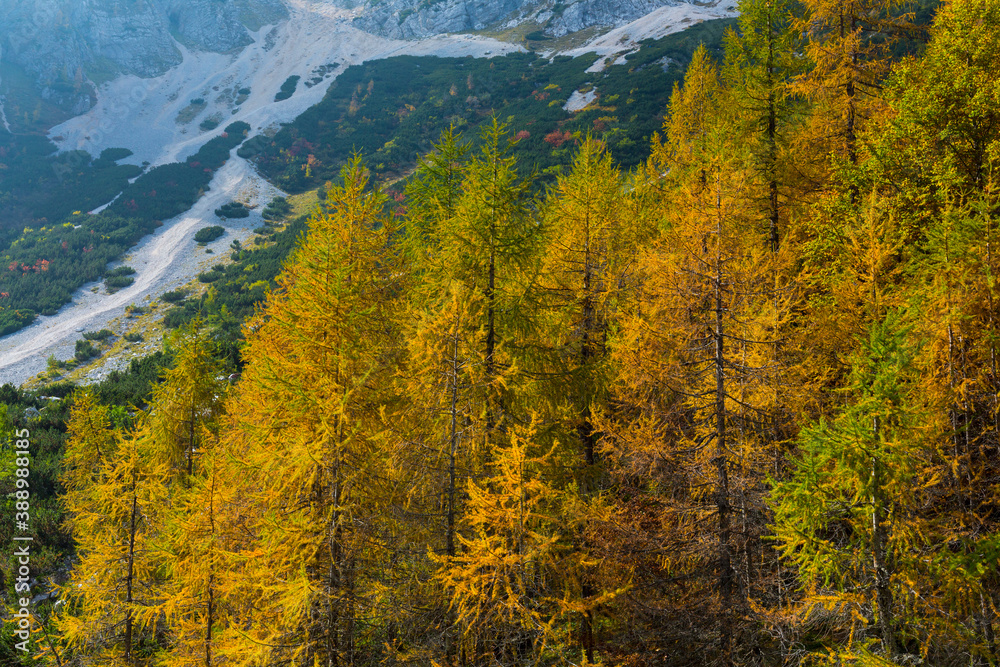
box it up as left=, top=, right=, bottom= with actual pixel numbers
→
left=206, top=572, right=214, bottom=667
left=714, top=179, right=734, bottom=666
left=125, top=469, right=138, bottom=666
left=447, top=329, right=460, bottom=558
left=981, top=592, right=998, bottom=664
left=206, top=471, right=217, bottom=667
left=766, top=6, right=780, bottom=252
left=870, top=422, right=896, bottom=659
left=188, top=402, right=196, bottom=478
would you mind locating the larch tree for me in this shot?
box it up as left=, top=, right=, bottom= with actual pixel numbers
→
left=396, top=125, right=477, bottom=565
left=405, top=125, right=470, bottom=249
left=792, top=0, right=911, bottom=173
left=882, top=0, right=1000, bottom=197
left=433, top=418, right=587, bottom=666
left=876, top=5, right=1000, bottom=647
left=58, top=398, right=171, bottom=667
left=399, top=117, right=539, bottom=560
left=599, top=48, right=789, bottom=665
left=538, top=136, right=632, bottom=472
left=146, top=324, right=227, bottom=482
left=216, top=157, right=404, bottom=667
left=386, top=120, right=541, bottom=662
left=533, top=136, right=650, bottom=662
left=770, top=316, right=938, bottom=663
left=143, top=330, right=232, bottom=667
left=158, top=454, right=239, bottom=667
left=446, top=117, right=540, bottom=444
left=910, top=199, right=1000, bottom=663
left=724, top=0, right=806, bottom=250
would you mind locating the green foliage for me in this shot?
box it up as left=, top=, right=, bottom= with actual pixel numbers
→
left=261, top=196, right=292, bottom=220
left=105, top=265, right=137, bottom=291
left=197, top=269, right=223, bottom=283
left=16, top=11, right=1000, bottom=667
left=770, top=317, right=932, bottom=658
left=274, top=75, right=301, bottom=101
left=96, top=148, right=134, bottom=164
left=0, top=133, right=141, bottom=242
left=107, top=123, right=248, bottom=223
left=164, top=215, right=308, bottom=343
left=0, top=387, right=74, bottom=597
left=74, top=339, right=100, bottom=362
left=214, top=202, right=250, bottom=219
left=881, top=0, right=1000, bottom=195
left=0, top=309, right=36, bottom=337
left=0, top=123, right=250, bottom=336
left=161, top=289, right=188, bottom=303
left=93, top=351, right=173, bottom=410
left=82, top=329, right=113, bottom=341
left=105, top=269, right=135, bottom=291
left=199, top=116, right=221, bottom=132
left=194, top=226, right=226, bottom=244
left=106, top=265, right=136, bottom=277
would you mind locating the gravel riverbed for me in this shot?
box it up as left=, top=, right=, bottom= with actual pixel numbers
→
left=0, top=157, right=281, bottom=386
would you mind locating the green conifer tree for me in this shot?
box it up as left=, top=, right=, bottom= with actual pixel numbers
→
left=771, top=316, right=927, bottom=661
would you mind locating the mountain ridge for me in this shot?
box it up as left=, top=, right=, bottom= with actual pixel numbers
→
left=0, top=0, right=734, bottom=128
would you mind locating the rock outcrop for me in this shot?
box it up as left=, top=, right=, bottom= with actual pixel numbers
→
left=345, top=0, right=525, bottom=39
left=542, top=0, right=696, bottom=37
left=0, top=0, right=287, bottom=118
left=344, top=0, right=716, bottom=40
left=160, top=0, right=289, bottom=52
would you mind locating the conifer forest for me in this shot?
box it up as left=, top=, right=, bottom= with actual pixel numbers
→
left=4, top=0, right=1000, bottom=665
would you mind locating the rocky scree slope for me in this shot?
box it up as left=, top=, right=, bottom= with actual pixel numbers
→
left=335, top=0, right=726, bottom=40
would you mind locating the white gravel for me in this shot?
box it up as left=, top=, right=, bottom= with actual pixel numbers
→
left=0, top=98, right=10, bottom=133
left=564, top=89, right=598, bottom=112
left=48, top=3, right=523, bottom=168
left=566, top=0, right=738, bottom=68
left=0, top=157, right=281, bottom=386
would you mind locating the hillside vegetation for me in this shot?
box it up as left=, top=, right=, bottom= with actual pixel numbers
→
left=6, top=0, right=1000, bottom=665
left=239, top=18, right=735, bottom=190
left=0, top=19, right=730, bottom=339
left=0, top=123, right=249, bottom=335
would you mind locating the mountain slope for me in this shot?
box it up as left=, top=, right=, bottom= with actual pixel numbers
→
left=0, top=0, right=736, bottom=385
left=339, top=0, right=731, bottom=40
left=0, top=0, right=287, bottom=123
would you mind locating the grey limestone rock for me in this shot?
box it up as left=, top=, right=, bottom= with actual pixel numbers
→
left=160, top=0, right=289, bottom=52
left=546, top=0, right=683, bottom=36
left=0, top=0, right=288, bottom=117
left=0, top=0, right=721, bottom=124
left=349, top=0, right=708, bottom=40
left=353, top=0, right=525, bottom=39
